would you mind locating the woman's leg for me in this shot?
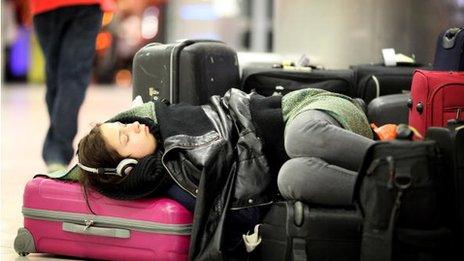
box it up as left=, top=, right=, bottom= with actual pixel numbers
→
left=277, top=157, right=357, bottom=206
left=284, top=109, right=374, bottom=171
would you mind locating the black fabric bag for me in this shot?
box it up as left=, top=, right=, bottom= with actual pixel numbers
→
left=241, top=67, right=355, bottom=97
left=132, top=39, right=240, bottom=105
left=367, top=93, right=409, bottom=126
left=350, top=64, right=426, bottom=105
left=433, top=27, right=464, bottom=71
left=353, top=140, right=452, bottom=261
left=426, top=121, right=464, bottom=251
left=256, top=201, right=362, bottom=261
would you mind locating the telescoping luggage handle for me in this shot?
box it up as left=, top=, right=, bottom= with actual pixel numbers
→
left=442, top=27, right=463, bottom=49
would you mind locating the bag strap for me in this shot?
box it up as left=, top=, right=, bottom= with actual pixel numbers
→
left=34, top=164, right=80, bottom=181
left=292, top=238, right=307, bottom=261
left=360, top=156, right=413, bottom=261
left=284, top=201, right=308, bottom=261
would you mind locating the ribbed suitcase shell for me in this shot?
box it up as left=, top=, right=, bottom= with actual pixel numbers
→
left=132, top=39, right=239, bottom=105
left=408, top=70, right=464, bottom=138
left=14, top=177, right=193, bottom=261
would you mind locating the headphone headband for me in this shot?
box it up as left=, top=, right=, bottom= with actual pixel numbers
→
left=77, top=158, right=138, bottom=177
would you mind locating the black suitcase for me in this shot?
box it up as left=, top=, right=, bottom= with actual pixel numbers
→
left=350, top=64, right=424, bottom=105
left=426, top=122, right=464, bottom=251
left=132, top=39, right=240, bottom=104
left=240, top=67, right=355, bottom=97
left=367, top=93, right=409, bottom=126
left=257, top=201, right=362, bottom=261
left=433, top=27, right=464, bottom=71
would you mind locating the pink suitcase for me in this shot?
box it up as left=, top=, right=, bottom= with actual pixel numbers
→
left=14, top=177, right=193, bottom=261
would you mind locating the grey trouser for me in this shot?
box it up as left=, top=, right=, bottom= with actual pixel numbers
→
left=277, top=110, right=374, bottom=206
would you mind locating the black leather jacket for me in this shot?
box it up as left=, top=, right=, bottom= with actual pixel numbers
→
left=155, top=88, right=286, bottom=260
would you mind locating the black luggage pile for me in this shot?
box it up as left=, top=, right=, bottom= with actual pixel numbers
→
left=129, top=27, right=464, bottom=260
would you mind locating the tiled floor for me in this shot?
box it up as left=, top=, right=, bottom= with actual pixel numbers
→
left=1, top=84, right=132, bottom=260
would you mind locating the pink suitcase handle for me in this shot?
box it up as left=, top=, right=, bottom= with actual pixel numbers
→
left=62, top=222, right=130, bottom=238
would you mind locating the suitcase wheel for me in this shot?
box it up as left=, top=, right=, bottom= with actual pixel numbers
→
left=14, top=227, right=35, bottom=256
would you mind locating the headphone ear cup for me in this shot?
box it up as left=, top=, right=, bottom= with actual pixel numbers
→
left=116, top=158, right=138, bottom=176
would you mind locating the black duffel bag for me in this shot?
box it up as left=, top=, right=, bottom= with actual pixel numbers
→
left=353, top=139, right=453, bottom=261
left=241, top=67, right=355, bottom=97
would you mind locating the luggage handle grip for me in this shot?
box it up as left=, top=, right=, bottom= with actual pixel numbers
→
left=62, top=222, right=130, bottom=239
left=442, top=27, right=463, bottom=49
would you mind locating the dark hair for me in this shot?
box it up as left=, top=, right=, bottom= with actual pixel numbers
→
left=77, top=119, right=167, bottom=212
left=77, top=123, right=126, bottom=189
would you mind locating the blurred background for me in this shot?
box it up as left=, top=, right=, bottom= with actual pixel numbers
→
left=3, top=0, right=463, bottom=87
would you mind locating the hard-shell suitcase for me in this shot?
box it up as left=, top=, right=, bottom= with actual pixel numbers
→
left=433, top=27, right=464, bottom=71
left=350, top=64, right=424, bottom=105
left=240, top=67, right=355, bottom=97
left=426, top=123, right=464, bottom=252
left=132, top=39, right=240, bottom=105
left=14, top=177, right=193, bottom=261
left=408, top=69, right=464, bottom=138
left=257, top=201, right=362, bottom=261
left=367, top=93, right=409, bottom=126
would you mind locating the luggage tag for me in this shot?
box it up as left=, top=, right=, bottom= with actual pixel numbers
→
left=382, top=48, right=397, bottom=66
left=242, top=224, right=262, bottom=252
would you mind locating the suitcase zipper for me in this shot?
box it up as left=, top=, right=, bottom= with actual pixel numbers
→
left=428, top=82, right=464, bottom=124
left=22, top=207, right=192, bottom=235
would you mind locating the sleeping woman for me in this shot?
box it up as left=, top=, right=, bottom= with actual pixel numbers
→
left=76, top=87, right=374, bottom=260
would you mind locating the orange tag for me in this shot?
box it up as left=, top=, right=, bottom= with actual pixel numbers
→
left=371, top=123, right=398, bottom=141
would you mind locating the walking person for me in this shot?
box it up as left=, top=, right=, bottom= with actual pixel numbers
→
left=30, top=0, right=114, bottom=172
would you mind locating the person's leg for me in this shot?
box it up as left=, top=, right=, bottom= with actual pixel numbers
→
left=277, top=157, right=357, bottom=206
left=49, top=5, right=102, bottom=164
left=33, top=12, right=62, bottom=115
left=284, top=109, right=374, bottom=171
left=33, top=11, right=67, bottom=166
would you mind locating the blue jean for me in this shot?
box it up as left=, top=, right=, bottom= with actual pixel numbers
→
left=278, top=109, right=374, bottom=206
left=33, top=5, right=102, bottom=165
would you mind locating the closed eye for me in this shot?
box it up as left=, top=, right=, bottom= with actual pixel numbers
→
left=118, top=123, right=129, bottom=145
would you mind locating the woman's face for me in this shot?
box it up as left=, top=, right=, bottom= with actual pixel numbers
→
left=100, top=121, right=157, bottom=159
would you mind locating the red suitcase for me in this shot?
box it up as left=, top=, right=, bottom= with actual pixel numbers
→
left=14, top=177, right=193, bottom=261
left=408, top=69, right=464, bottom=138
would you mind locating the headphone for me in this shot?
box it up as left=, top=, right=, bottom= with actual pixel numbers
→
left=77, top=158, right=139, bottom=177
